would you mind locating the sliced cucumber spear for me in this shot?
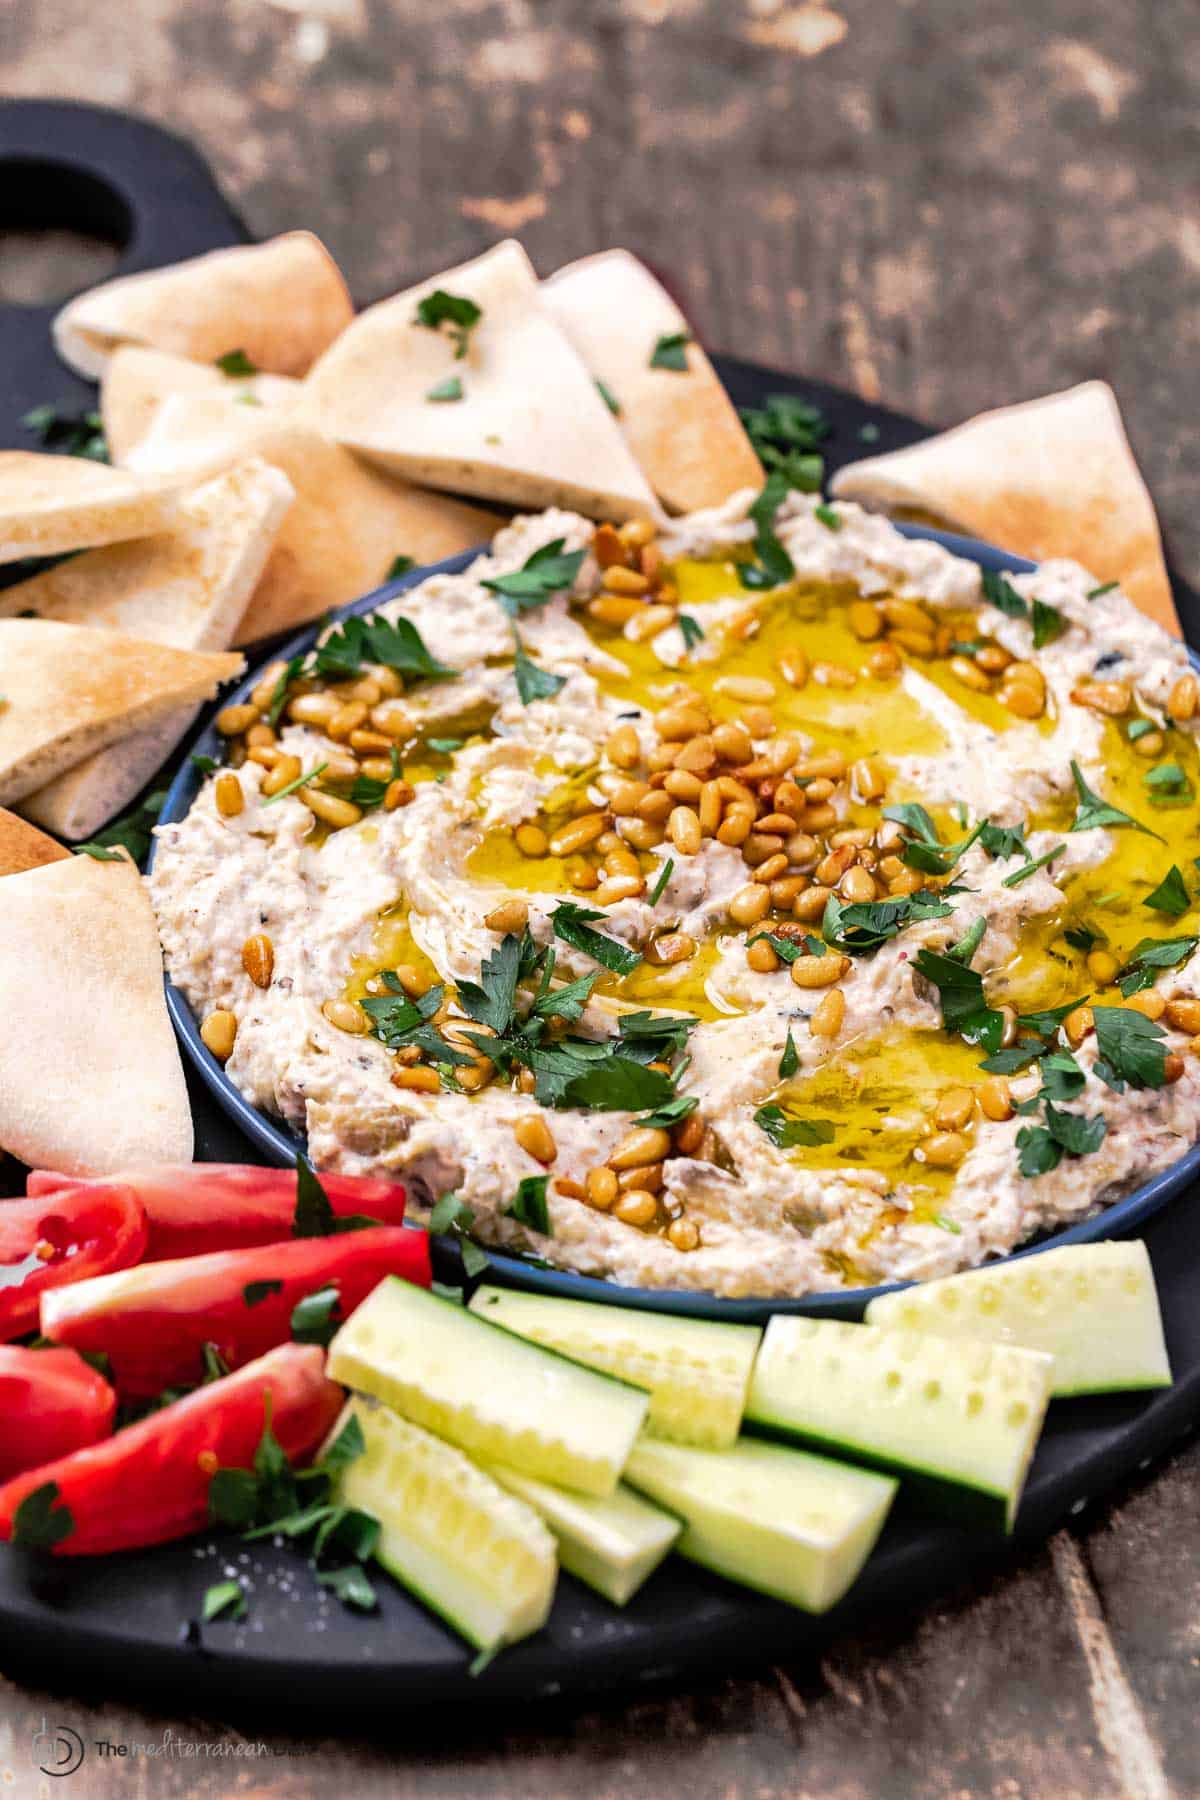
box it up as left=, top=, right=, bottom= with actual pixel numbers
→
left=327, top=1397, right=557, bottom=1652
left=485, top=1464, right=680, bottom=1607
left=625, top=1435, right=896, bottom=1614
left=328, top=1278, right=648, bottom=1497
left=746, top=1317, right=1053, bottom=1531
left=469, top=1286, right=761, bottom=1449
left=865, top=1241, right=1171, bottom=1398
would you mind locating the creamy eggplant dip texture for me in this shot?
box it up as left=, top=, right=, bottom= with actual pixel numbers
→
left=151, top=493, right=1200, bottom=1297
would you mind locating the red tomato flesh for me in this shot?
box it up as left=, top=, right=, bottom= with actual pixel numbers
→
left=0, top=1347, right=116, bottom=1481
left=0, top=1185, right=148, bottom=1341
left=27, top=1164, right=408, bottom=1261
left=0, top=1343, right=343, bottom=1555
left=40, top=1226, right=432, bottom=1396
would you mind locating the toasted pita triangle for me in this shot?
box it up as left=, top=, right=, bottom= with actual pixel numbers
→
left=53, top=231, right=354, bottom=380
left=0, top=807, right=69, bottom=877
left=4, top=460, right=292, bottom=838
left=542, top=250, right=762, bottom=514
left=299, top=239, right=658, bottom=521
left=102, top=344, right=300, bottom=465
left=113, top=383, right=501, bottom=643
left=830, top=381, right=1179, bottom=634
left=0, top=453, right=189, bottom=565
left=0, top=854, right=192, bottom=1173
left=0, top=619, right=243, bottom=807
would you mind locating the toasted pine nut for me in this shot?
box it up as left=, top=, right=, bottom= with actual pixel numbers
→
left=1085, top=948, right=1119, bottom=986
left=1168, top=673, right=1198, bottom=721
left=1166, top=997, right=1200, bottom=1035
left=201, top=1010, right=238, bottom=1061
left=216, top=702, right=259, bottom=737
left=979, top=1076, right=1013, bottom=1121
left=890, top=629, right=936, bottom=657
left=245, top=722, right=276, bottom=749
left=920, top=1131, right=967, bottom=1170
left=715, top=675, right=775, bottom=703
left=1125, top=991, right=1166, bottom=1021
left=251, top=661, right=289, bottom=712
left=850, top=758, right=887, bottom=802
left=215, top=771, right=244, bottom=817
left=301, top=787, right=362, bottom=829
left=328, top=700, right=369, bottom=741
left=747, top=938, right=780, bottom=973
left=549, top=814, right=606, bottom=857
left=485, top=899, right=529, bottom=935
left=810, top=988, right=846, bottom=1038
left=1000, top=681, right=1045, bottom=720
left=716, top=809, right=754, bottom=848
left=646, top=932, right=695, bottom=966
left=1072, top=680, right=1132, bottom=717
left=667, top=1217, right=700, bottom=1251
left=753, top=852, right=790, bottom=885
left=793, top=884, right=832, bottom=922
left=515, top=823, right=549, bottom=857
left=838, top=865, right=876, bottom=904
left=260, top=754, right=302, bottom=798
left=620, top=517, right=658, bottom=549
left=594, top=874, right=644, bottom=907
left=593, top=522, right=628, bottom=568
left=975, top=645, right=1011, bottom=675
left=637, top=789, right=673, bottom=823
left=586, top=1167, right=619, bottom=1210
left=935, top=1087, right=976, bottom=1131
left=614, top=1190, right=657, bottom=1227
left=674, top=1113, right=705, bottom=1156
left=950, top=655, right=991, bottom=693
left=620, top=817, right=665, bottom=851
left=385, top=779, right=415, bottom=810
left=657, top=704, right=709, bottom=741
left=242, top=933, right=274, bottom=989
left=867, top=642, right=902, bottom=678
left=392, top=1065, right=442, bottom=1093
left=603, top=565, right=650, bottom=596
left=588, top=595, right=643, bottom=627
left=849, top=600, right=884, bottom=640
left=729, top=883, right=771, bottom=926
left=368, top=700, right=412, bottom=738
left=605, top=723, right=642, bottom=769
left=790, top=952, right=848, bottom=989
left=812, top=660, right=857, bottom=689
left=1132, top=729, right=1165, bottom=758
left=322, top=998, right=370, bottom=1035
left=1164, top=1053, right=1186, bottom=1083
left=288, top=693, right=341, bottom=729
left=1064, top=1004, right=1095, bottom=1046
left=781, top=650, right=809, bottom=688
left=662, top=769, right=704, bottom=803
left=883, top=598, right=935, bottom=633
left=666, top=805, right=701, bottom=855
left=609, top=1126, right=672, bottom=1171
left=712, top=721, right=754, bottom=763
left=627, top=604, right=676, bottom=642
left=515, top=1114, right=557, bottom=1165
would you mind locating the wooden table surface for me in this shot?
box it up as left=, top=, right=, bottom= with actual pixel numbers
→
left=2, top=2, right=1198, bottom=1794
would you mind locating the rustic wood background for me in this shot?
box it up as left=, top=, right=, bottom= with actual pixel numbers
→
left=1, top=1, right=1198, bottom=1794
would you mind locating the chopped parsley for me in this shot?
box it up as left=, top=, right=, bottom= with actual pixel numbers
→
left=882, top=802, right=984, bottom=876
left=76, top=788, right=167, bottom=866
left=1127, top=717, right=1156, bottom=742
left=191, top=753, right=219, bottom=776
left=386, top=554, right=415, bottom=581
left=1145, top=865, right=1191, bottom=917
left=1001, top=844, right=1064, bottom=888
left=813, top=502, right=842, bottom=532
left=1016, top=1102, right=1106, bottom=1178
left=738, top=392, right=827, bottom=491
left=754, top=1105, right=835, bottom=1150
left=1031, top=598, right=1066, bottom=649
left=290, top=1283, right=343, bottom=1347
left=243, top=1279, right=283, bottom=1308
left=215, top=348, right=258, bottom=376
left=981, top=569, right=1029, bottom=620
left=506, top=1175, right=552, bottom=1235
left=648, top=858, right=674, bottom=905
left=292, top=1154, right=382, bottom=1237
left=413, top=289, right=482, bottom=359
left=22, top=403, right=108, bottom=461
left=649, top=330, right=691, bottom=371
left=428, top=1193, right=490, bottom=1277
left=513, top=645, right=566, bottom=704
left=739, top=470, right=796, bottom=591
left=912, top=932, right=1003, bottom=1050
left=261, top=761, right=327, bottom=806
left=978, top=820, right=1030, bottom=861
left=202, top=1579, right=247, bottom=1622
left=1093, top=1005, right=1169, bottom=1092
left=1117, top=934, right=1198, bottom=997
left=11, top=1481, right=74, bottom=1549
left=426, top=375, right=463, bottom=403
left=595, top=377, right=621, bottom=416
left=778, top=1024, right=799, bottom=1079
left=821, top=890, right=954, bottom=955
left=634, top=1092, right=698, bottom=1130
left=482, top=540, right=586, bottom=614
left=1069, top=760, right=1161, bottom=839
left=552, top=901, right=641, bottom=975
left=1144, top=761, right=1194, bottom=804
left=315, top=612, right=451, bottom=683
left=1087, top=580, right=1119, bottom=600
left=678, top=614, right=705, bottom=651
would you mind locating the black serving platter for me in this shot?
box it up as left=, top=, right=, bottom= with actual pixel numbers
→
left=1, top=98, right=1199, bottom=1716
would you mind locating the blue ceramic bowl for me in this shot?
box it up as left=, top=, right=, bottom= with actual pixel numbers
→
left=152, top=526, right=1200, bottom=1322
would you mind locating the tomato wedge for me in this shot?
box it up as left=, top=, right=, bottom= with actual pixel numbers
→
left=27, top=1164, right=408, bottom=1261
left=0, top=1343, right=342, bottom=1555
left=0, top=1347, right=116, bottom=1480
left=40, top=1226, right=432, bottom=1396
left=0, top=1184, right=147, bottom=1341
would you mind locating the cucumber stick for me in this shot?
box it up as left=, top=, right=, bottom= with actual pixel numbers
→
left=865, top=1241, right=1170, bottom=1397
left=625, top=1436, right=896, bottom=1614
left=746, top=1317, right=1053, bottom=1531
left=486, top=1463, right=680, bottom=1606
left=469, top=1286, right=761, bottom=1448
left=328, top=1278, right=648, bottom=1497
left=328, top=1398, right=556, bottom=1651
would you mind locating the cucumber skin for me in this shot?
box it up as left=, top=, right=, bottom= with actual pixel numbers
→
left=329, top=1279, right=649, bottom=1498
left=468, top=1286, right=761, bottom=1449
left=746, top=1321, right=1053, bottom=1534
left=864, top=1242, right=1171, bottom=1398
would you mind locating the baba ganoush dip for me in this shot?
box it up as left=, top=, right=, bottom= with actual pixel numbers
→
left=151, top=490, right=1200, bottom=1298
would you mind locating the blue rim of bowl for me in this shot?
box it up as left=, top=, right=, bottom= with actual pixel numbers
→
left=152, top=525, right=1200, bottom=1323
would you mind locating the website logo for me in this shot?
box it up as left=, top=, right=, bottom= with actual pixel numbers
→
left=31, top=1720, right=85, bottom=1779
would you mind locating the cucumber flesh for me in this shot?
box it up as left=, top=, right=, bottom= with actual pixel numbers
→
left=865, top=1241, right=1171, bottom=1397
left=327, top=1397, right=557, bottom=1651
left=486, top=1463, right=680, bottom=1606
left=469, top=1286, right=761, bottom=1449
left=328, top=1278, right=648, bottom=1497
left=624, top=1435, right=895, bottom=1614
left=746, top=1317, right=1053, bottom=1531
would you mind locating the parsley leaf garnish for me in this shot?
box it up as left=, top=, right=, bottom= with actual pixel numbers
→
left=414, top=289, right=482, bottom=359
left=426, top=375, right=463, bottom=402
left=648, top=858, right=674, bottom=906
left=292, top=1155, right=381, bottom=1237
left=482, top=540, right=586, bottom=614
left=1087, top=580, right=1119, bottom=600
left=678, top=614, right=705, bottom=651
left=1144, top=762, right=1194, bottom=805
left=290, top=1282, right=343, bottom=1348
left=1117, top=934, right=1198, bottom=997
left=428, top=1193, right=490, bottom=1277
left=552, top=901, right=641, bottom=975
left=981, top=569, right=1028, bottom=620
left=738, top=393, right=827, bottom=491
left=595, top=377, right=621, bottom=416
left=978, top=820, right=1030, bottom=860
left=1069, top=760, right=1162, bottom=839
left=913, top=933, right=1003, bottom=1050
left=1031, top=598, right=1065, bottom=649
left=813, top=502, right=842, bottom=532
left=754, top=1105, right=835, bottom=1149
left=650, top=330, right=691, bottom=371
left=203, top=1578, right=247, bottom=1622
left=739, top=469, right=796, bottom=590
left=778, top=1024, right=799, bottom=1078
left=316, top=612, right=451, bottom=683
left=513, top=645, right=567, bottom=705
left=386, top=554, right=415, bottom=581
left=215, top=348, right=257, bottom=376
left=636, top=1092, right=698, bottom=1130
left=11, top=1481, right=74, bottom=1549
left=76, top=788, right=167, bottom=866
left=506, top=1174, right=551, bottom=1235
left=1016, top=1102, right=1106, bottom=1177
left=22, top=403, right=108, bottom=461
left=1001, top=844, right=1064, bottom=888
left=821, top=891, right=954, bottom=955
left=1093, top=1005, right=1169, bottom=1091
left=1145, top=865, right=1191, bottom=917
left=243, top=1279, right=283, bottom=1308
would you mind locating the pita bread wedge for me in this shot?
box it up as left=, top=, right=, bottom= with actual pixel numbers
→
left=102, top=344, right=300, bottom=465
left=299, top=239, right=659, bottom=521
left=115, top=384, right=502, bottom=643
left=0, top=453, right=189, bottom=565
left=4, top=460, right=292, bottom=839
left=0, top=807, right=69, bottom=876
left=543, top=250, right=763, bottom=514
left=830, top=381, right=1179, bottom=634
left=0, top=620, right=243, bottom=808
left=53, top=231, right=354, bottom=381
left=0, top=854, right=192, bottom=1173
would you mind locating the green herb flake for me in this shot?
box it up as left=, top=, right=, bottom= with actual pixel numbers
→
left=75, top=787, right=167, bottom=866
left=203, top=1579, right=247, bottom=1622
left=648, top=858, right=674, bottom=906
left=414, top=289, right=482, bottom=359
left=1144, top=865, right=1191, bottom=917
left=678, top=614, right=705, bottom=651
left=552, top=901, right=641, bottom=975
left=426, top=375, right=464, bottom=403
left=262, top=760, right=328, bottom=806
left=290, top=1282, right=343, bottom=1347
left=981, top=569, right=1029, bottom=621
left=386, top=554, right=415, bottom=581
left=215, top=348, right=257, bottom=376
left=1069, top=760, right=1161, bottom=840
left=754, top=1105, right=835, bottom=1150
left=813, top=502, right=842, bottom=532
left=595, top=377, right=621, bottom=416
left=506, top=1174, right=551, bottom=1236
left=1086, top=580, right=1119, bottom=600
left=1092, top=1005, right=1169, bottom=1092
left=243, top=1280, right=283, bottom=1308
left=650, top=330, right=691, bottom=371
left=513, top=645, right=567, bottom=705
left=482, top=539, right=586, bottom=614
left=778, top=1024, right=799, bottom=1079
left=1031, top=599, right=1065, bottom=649
left=11, top=1481, right=74, bottom=1549
left=292, top=1154, right=381, bottom=1237
left=1001, top=844, right=1064, bottom=889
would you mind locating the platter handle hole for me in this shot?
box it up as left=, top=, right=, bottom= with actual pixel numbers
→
left=0, top=158, right=131, bottom=306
